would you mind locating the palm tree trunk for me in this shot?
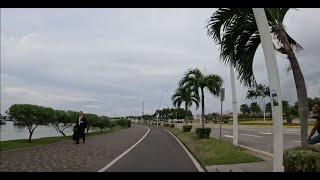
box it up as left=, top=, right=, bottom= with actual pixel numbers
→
left=276, top=25, right=309, bottom=147
left=201, top=88, right=205, bottom=128
left=185, top=104, right=188, bottom=125
left=263, top=98, right=266, bottom=122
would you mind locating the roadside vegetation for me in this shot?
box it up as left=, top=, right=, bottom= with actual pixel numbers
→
left=164, top=126, right=263, bottom=168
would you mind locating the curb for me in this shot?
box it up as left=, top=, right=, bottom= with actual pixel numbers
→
left=238, top=144, right=273, bottom=158
left=164, top=129, right=205, bottom=172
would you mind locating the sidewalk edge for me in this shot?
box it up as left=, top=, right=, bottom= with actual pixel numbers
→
left=238, top=144, right=273, bottom=158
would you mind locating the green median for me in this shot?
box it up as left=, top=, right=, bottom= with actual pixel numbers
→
left=164, top=127, right=263, bottom=168
left=0, top=126, right=124, bottom=152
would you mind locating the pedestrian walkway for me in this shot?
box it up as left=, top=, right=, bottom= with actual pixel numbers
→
left=0, top=125, right=148, bottom=172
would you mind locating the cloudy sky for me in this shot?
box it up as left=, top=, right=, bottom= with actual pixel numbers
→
left=1, top=8, right=320, bottom=117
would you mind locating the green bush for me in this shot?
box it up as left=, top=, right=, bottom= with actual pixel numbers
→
left=182, top=125, right=192, bottom=132
left=116, top=118, right=131, bottom=128
left=169, top=124, right=175, bottom=128
left=284, top=146, right=320, bottom=172
left=163, top=123, right=170, bottom=127
left=195, top=128, right=211, bottom=139
left=223, top=120, right=229, bottom=124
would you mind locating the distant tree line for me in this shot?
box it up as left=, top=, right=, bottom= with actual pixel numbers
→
left=8, top=104, right=130, bottom=143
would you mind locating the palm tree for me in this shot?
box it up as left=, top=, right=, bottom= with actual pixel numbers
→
left=246, top=84, right=270, bottom=121
left=172, top=86, right=200, bottom=125
left=179, top=68, right=223, bottom=128
left=207, top=8, right=309, bottom=147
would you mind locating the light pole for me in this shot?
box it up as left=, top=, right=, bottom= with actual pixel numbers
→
left=219, top=88, right=225, bottom=143
left=253, top=8, right=284, bottom=172
left=229, top=63, right=239, bottom=146
left=158, top=89, right=168, bottom=125
left=141, top=101, right=144, bottom=124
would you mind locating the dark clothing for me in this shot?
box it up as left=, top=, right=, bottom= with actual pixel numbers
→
left=73, top=116, right=88, bottom=144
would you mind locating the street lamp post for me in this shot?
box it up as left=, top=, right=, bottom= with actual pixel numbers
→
left=252, top=8, right=284, bottom=172
left=158, top=89, right=168, bottom=126
left=230, top=63, right=239, bottom=146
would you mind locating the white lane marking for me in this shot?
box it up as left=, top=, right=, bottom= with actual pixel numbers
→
left=240, top=134, right=262, bottom=138
left=259, top=132, right=272, bottom=135
left=293, top=140, right=301, bottom=143
left=165, top=129, right=205, bottom=172
left=286, top=129, right=299, bottom=132
left=285, top=132, right=300, bottom=134
left=97, top=126, right=150, bottom=172
left=224, top=135, right=234, bottom=138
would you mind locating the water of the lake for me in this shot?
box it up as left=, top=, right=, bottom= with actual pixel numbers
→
left=0, top=121, right=100, bottom=141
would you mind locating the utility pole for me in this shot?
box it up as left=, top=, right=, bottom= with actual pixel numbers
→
left=142, top=101, right=144, bottom=124
left=253, top=8, right=284, bottom=172
left=230, top=63, right=238, bottom=146
left=219, top=88, right=225, bottom=143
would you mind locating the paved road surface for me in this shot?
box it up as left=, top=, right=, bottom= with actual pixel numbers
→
left=0, top=125, right=148, bottom=172
left=174, top=123, right=316, bottom=153
left=210, top=127, right=303, bottom=153
left=106, top=126, right=198, bottom=172
left=1, top=125, right=198, bottom=172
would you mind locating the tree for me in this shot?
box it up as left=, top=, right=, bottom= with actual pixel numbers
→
left=266, top=102, right=272, bottom=114
left=308, top=97, right=320, bottom=111
left=9, top=104, right=53, bottom=143
left=172, top=86, right=199, bottom=124
left=207, top=8, right=309, bottom=147
left=246, top=84, right=270, bottom=121
left=250, top=102, right=261, bottom=115
left=282, top=101, right=294, bottom=124
left=51, top=110, right=73, bottom=136
left=240, top=104, right=250, bottom=114
left=179, top=68, right=223, bottom=128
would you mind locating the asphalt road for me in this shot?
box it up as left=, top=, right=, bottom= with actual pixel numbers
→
left=210, top=126, right=305, bottom=153
left=106, top=126, right=198, bottom=172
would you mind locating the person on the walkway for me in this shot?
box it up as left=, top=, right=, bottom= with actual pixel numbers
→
left=308, top=103, right=320, bottom=145
left=75, top=111, right=88, bottom=144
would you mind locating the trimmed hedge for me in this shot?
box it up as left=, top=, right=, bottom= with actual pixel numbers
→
left=195, top=128, right=211, bottom=139
left=284, top=145, right=320, bottom=172
left=163, top=123, right=175, bottom=128
left=182, top=125, right=192, bottom=132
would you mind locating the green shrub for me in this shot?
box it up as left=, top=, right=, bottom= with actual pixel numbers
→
left=169, top=124, right=175, bottom=128
left=116, top=118, right=131, bottom=128
left=195, top=128, right=211, bottom=139
left=163, top=123, right=170, bottom=127
left=223, top=120, right=229, bottom=124
left=182, top=125, right=192, bottom=132
left=284, top=146, right=320, bottom=172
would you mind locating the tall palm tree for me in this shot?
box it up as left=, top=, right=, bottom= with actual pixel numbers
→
left=207, top=8, right=309, bottom=147
left=179, top=68, right=223, bottom=128
left=171, top=86, right=200, bottom=125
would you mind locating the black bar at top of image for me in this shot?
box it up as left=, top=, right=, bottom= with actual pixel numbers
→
left=0, top=0, right=317, bottom=8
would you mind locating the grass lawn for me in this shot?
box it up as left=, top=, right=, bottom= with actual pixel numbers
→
left=164, top=127, right=263, bottom=168
left=0, top=126, right=125, bottom=151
